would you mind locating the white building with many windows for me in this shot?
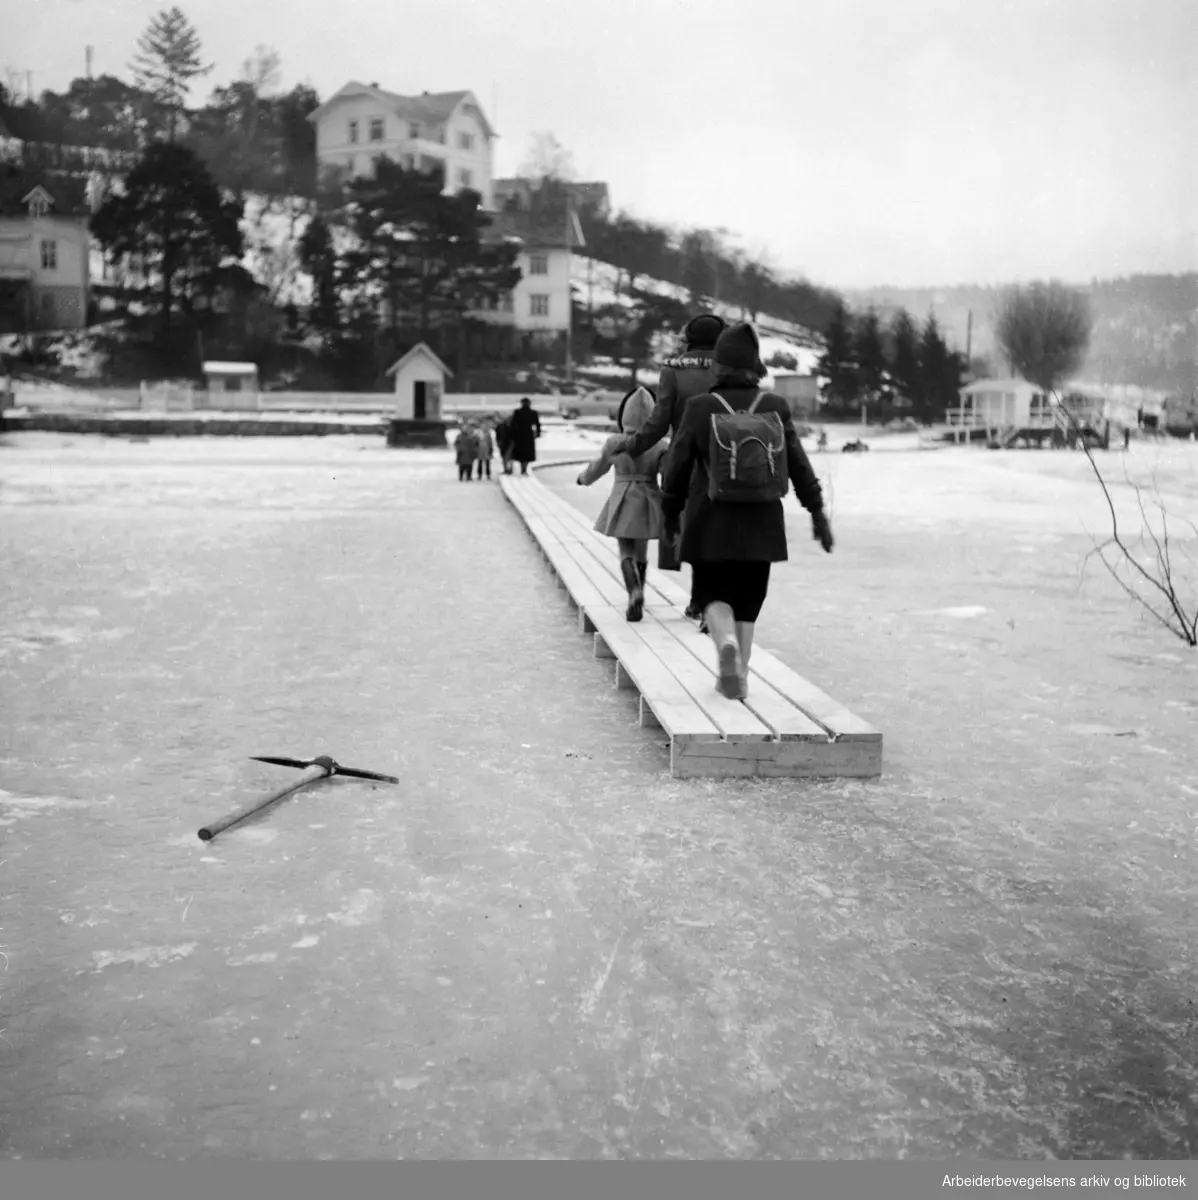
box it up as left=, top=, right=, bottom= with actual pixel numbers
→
left=309, top=81, right=496, bottom=208
left=476, top=206, right=585, bottom=338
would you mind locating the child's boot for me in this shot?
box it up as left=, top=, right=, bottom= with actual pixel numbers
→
left=621, top=557, right=644, bottom=623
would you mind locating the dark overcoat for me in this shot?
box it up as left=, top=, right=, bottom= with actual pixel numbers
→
left=509, top=404, right=542, bottom=463
left=661, top=385, right=824, bottom=564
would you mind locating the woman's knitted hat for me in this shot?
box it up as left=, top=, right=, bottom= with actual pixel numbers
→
left=713, top=322, right=761, bottom=372
left=682, top=313, right=727, bottom=350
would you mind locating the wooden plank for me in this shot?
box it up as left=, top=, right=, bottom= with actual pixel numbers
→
left=672, top=736, right=883, bottom=779
left=535, top=507, right=677, bottom=612
left=747, top=651, right=881, bottom=742
left=587, top=606, right=721, bottom=741
left=650, top=610, right=827, bottom=741
left=512, top=472, right=882, bottom=777
left=541, top=488, right=690, bottom=608
left=624, top=620, right=774, bottom=740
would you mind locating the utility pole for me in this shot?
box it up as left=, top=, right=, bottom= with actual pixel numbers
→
left=564, top=187, right=574, bottom=385
left=86, top=46, right=94, bottom=80
left=965, top=308, right=973, bottom=366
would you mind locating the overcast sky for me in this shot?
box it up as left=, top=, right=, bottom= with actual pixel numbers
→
left=8, top=0, right=1196, bottom=288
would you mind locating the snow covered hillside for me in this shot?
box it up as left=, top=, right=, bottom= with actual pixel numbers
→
left=75, top=190, right=822, bottom=382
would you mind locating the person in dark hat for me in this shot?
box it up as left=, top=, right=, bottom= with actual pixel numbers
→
left=661, top=322, right=834, bottom=700
left=613, top=312, right=728, bottom=623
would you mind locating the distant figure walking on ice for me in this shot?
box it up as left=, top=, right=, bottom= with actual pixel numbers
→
left=613, top=313, right=727, bottom=626
left=495, top=416, right=515, bottom=475
left=662, top=322, right=834, bottom=700
left=577, top=386, right=666, bottom=623
left=454, top=424, right=478, bottom=481
left=509, top=398, right=542, bottom=476
left=475, top=420, right=495, bottom=479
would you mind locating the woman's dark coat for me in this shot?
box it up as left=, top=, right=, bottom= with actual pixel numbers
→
left=661, top=384, right=825, bottom=564
left=509, top=404, right=542, bottom=463
left=619, top=349, right=718, bottom=459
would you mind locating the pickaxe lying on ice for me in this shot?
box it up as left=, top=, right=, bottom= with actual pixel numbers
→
left=197, top=755, right=399, bottom=842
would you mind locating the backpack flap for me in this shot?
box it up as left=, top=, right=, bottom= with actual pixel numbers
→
left=706, top=391, right=789, bottom=503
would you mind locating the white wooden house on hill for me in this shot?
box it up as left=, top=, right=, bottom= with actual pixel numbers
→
left=478, top=206, right=585, bottom=339
left=310, top=82, right=496, bottom=208
left=0, top=186, right=90, bottom=332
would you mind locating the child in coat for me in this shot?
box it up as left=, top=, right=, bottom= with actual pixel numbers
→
left=475, top=421, right=495, bottom=479
left=576, top=385, right=666, bottom=622
left=454, top=426, right=478, bottom=481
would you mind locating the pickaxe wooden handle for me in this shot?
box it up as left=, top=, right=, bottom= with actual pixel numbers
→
left=198, top=761, right=331, bottom=842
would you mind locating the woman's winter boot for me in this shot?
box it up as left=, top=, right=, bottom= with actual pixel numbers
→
left=621, top=557, right=644, bottom=623
left=705, top=602, right=746, bottom=699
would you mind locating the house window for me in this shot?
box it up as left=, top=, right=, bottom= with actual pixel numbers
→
left=458, top=168, right=473, bottom=188
left=409, top=122, right=420, bottom=139
left=458, top=131, right=474, bottom=151
left=530, top=294, right=549, bottom=317
left=400, top=154, right=414, bottom=169
left=369, top=118, right=384, bottom=141
left=420, top=154, right=441, bottom=174
left=40, top=239, right=57, bottom=270
left=529, top=254, right=548, bottom=275
left=500, top=293, right=513, bottom=313
left=348, top=119, right=359, bottom=143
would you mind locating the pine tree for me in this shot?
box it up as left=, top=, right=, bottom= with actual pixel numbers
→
left=888, top=308, right=922, bottom=412
left=854, top=308, right=887, bottom=418
left=816, top=302, right=858, bottom=413
left=131, top=7, right=211, bottom=140
left=297, top=213, right=339, bottom=336
left=917, top=315, right=950, bottom=423
left=91, top=141, right=242, bottom=343
left=336, top=159, right=522, bottom=364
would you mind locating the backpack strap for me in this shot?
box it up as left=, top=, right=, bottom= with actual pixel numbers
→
left=711, top=391, right=735, bottom=414
left=748, top=390, right=769, bottom=414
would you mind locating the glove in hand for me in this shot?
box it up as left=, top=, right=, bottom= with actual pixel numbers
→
left=812, top=510, right=834, bottom=553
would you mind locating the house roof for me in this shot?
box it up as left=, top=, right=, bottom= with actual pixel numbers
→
left=203, top=361, right=259, bottom=375
left=486, top=207, right=586, bottom=251
left=961, top=378, right=1041, bottom=394
left=385, top=341, right=454, bottom=379
left=309, top=82, right=495, bottom=140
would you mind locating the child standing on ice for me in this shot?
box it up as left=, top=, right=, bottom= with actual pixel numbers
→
left=576, top=386, right=666, bottom=623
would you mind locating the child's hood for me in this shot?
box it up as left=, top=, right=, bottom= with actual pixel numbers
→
left=619, top=387, right=655, bottom=434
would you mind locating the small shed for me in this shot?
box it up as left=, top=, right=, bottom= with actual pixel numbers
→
left=203, top=361, right=259, bottom=395
left=385, top=342, right=453, bottom=421
left=771, top=373, right=821, bottom=418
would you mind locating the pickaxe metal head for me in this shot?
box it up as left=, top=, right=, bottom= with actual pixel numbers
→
left=250, top=755, right=399, bottom=784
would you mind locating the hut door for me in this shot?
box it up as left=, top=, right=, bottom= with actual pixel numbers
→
left=413, top=381, right=427, bottom=420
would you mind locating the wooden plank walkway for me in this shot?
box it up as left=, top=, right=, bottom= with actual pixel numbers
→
left=500, top=467, right=882, bottom=779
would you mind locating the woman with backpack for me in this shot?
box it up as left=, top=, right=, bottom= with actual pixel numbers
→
left=661, top=323, right=835, bottom=700
left=575, top=385, right=665, bottom=623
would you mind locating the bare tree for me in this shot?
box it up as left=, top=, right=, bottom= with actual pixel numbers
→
left=520, top=131, right=576, bottom=182
left=995, top=281, right=1092, bottom=393
left=242, top=45, right=282, bottom=97
left=997, top=281, right=1196, bottom=647
left=1074, top=449, right=1198, bottom=647
left=131, top=6, right=212, bottom=140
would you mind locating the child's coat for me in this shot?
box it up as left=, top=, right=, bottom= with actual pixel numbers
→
left=577, top=387, right=667, bottom=539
